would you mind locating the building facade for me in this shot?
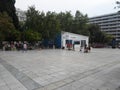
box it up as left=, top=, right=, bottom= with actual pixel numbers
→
left=16, top=8, right=26, bottom=22
left=89, top=12, right=120, bottom=42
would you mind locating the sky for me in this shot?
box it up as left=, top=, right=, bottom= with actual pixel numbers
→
left=15, top=0, right=118, bottom=17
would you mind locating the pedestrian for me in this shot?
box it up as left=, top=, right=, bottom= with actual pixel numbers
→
left=11, top=43, right=14, bottom=51
left=80, top=46, right=82, bottom=52
left=88, top=45, right=91, bottom=52
left=84, top=44, right=88, bottom=53
left=2, top=44, right=5, bottom=51
left=23, top=43, right=27, bottom=52
left=73, top=43, right=75, bottom=51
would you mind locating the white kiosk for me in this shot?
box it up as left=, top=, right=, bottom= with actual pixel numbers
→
left=61, top=31, right=89, bottom=51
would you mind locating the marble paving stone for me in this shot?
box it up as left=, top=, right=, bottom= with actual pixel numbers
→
left=0, top=49, right=120, bottom=90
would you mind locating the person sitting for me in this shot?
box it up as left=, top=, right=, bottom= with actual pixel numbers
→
left=88, top=45, right=91, bottom=52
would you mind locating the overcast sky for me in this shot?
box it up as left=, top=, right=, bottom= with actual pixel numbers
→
left=15, top=0, right=118, bottom=17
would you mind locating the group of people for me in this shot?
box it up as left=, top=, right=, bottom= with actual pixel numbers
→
left=80, top=44, right=91, bottom=53
left=2, top=42, right=27, bottom=51
left=72, top=44, right=91, bottom=53
left=65, top=43, right=91, bottom=53
left=1, top=41, right=91, bottom=53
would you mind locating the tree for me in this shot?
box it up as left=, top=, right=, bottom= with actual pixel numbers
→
left=0, top=12, right=21, bottom=41
left=22, top=30, right=42, bottom=41
left=103, top=34, right=113, bottom=44
left=24, top=6, right=111, bottom=44
left=25, top=6, right=40, bottom=31
left=25, top=6, right=46, bottom=40
left=0, top=0, right=19, bottom=29
left=87, top=24, right=113, bottom=44
left=56, top=11, right=73, bottom=32
left=74, top=10, right=89, bottom=36
left=43, top=11, right=60, bottom=39
left=25, top=6, right=61, bottom=40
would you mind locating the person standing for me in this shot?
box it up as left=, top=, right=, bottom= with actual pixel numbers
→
left=84, top=44, right=88, bottom=53
left=23, top=43, right=27, bottom=52
left=88, top=45, right=91, bottom=52
left=73, top=43, right=75, bottom=51
left=80, top=46, right=82, bottom=52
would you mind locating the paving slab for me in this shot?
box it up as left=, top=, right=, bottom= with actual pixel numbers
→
left=0, top=49, right=120, bottom=90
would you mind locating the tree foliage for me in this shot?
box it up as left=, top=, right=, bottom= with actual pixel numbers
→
left=0, top=2, right=112, bottom=44
left=0, top=0, right=19, bottom=29
left=25, top=6, right=40, bottom=31
left=22, top=30, right=42, bottom=41
left=23, top=6, right=112, bottom=44
left=0, top=12, right=21, bottom=41
left=25, top=6, right=60, bottom=40
left=74, top=11, right=89, bottom=36
left=88, top=24, right=113, bottom=44
left=24, top=7, right=90, bottom=39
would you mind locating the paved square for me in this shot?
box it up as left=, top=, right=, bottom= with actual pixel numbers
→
left=0, top=49, right=120, bottom=90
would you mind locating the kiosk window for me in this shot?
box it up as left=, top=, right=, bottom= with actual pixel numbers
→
left=66, top=40, right=72, bottom=44
left=81, top=40, right=86, bottom=47
left=74, top=41, right=80, bottom=44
